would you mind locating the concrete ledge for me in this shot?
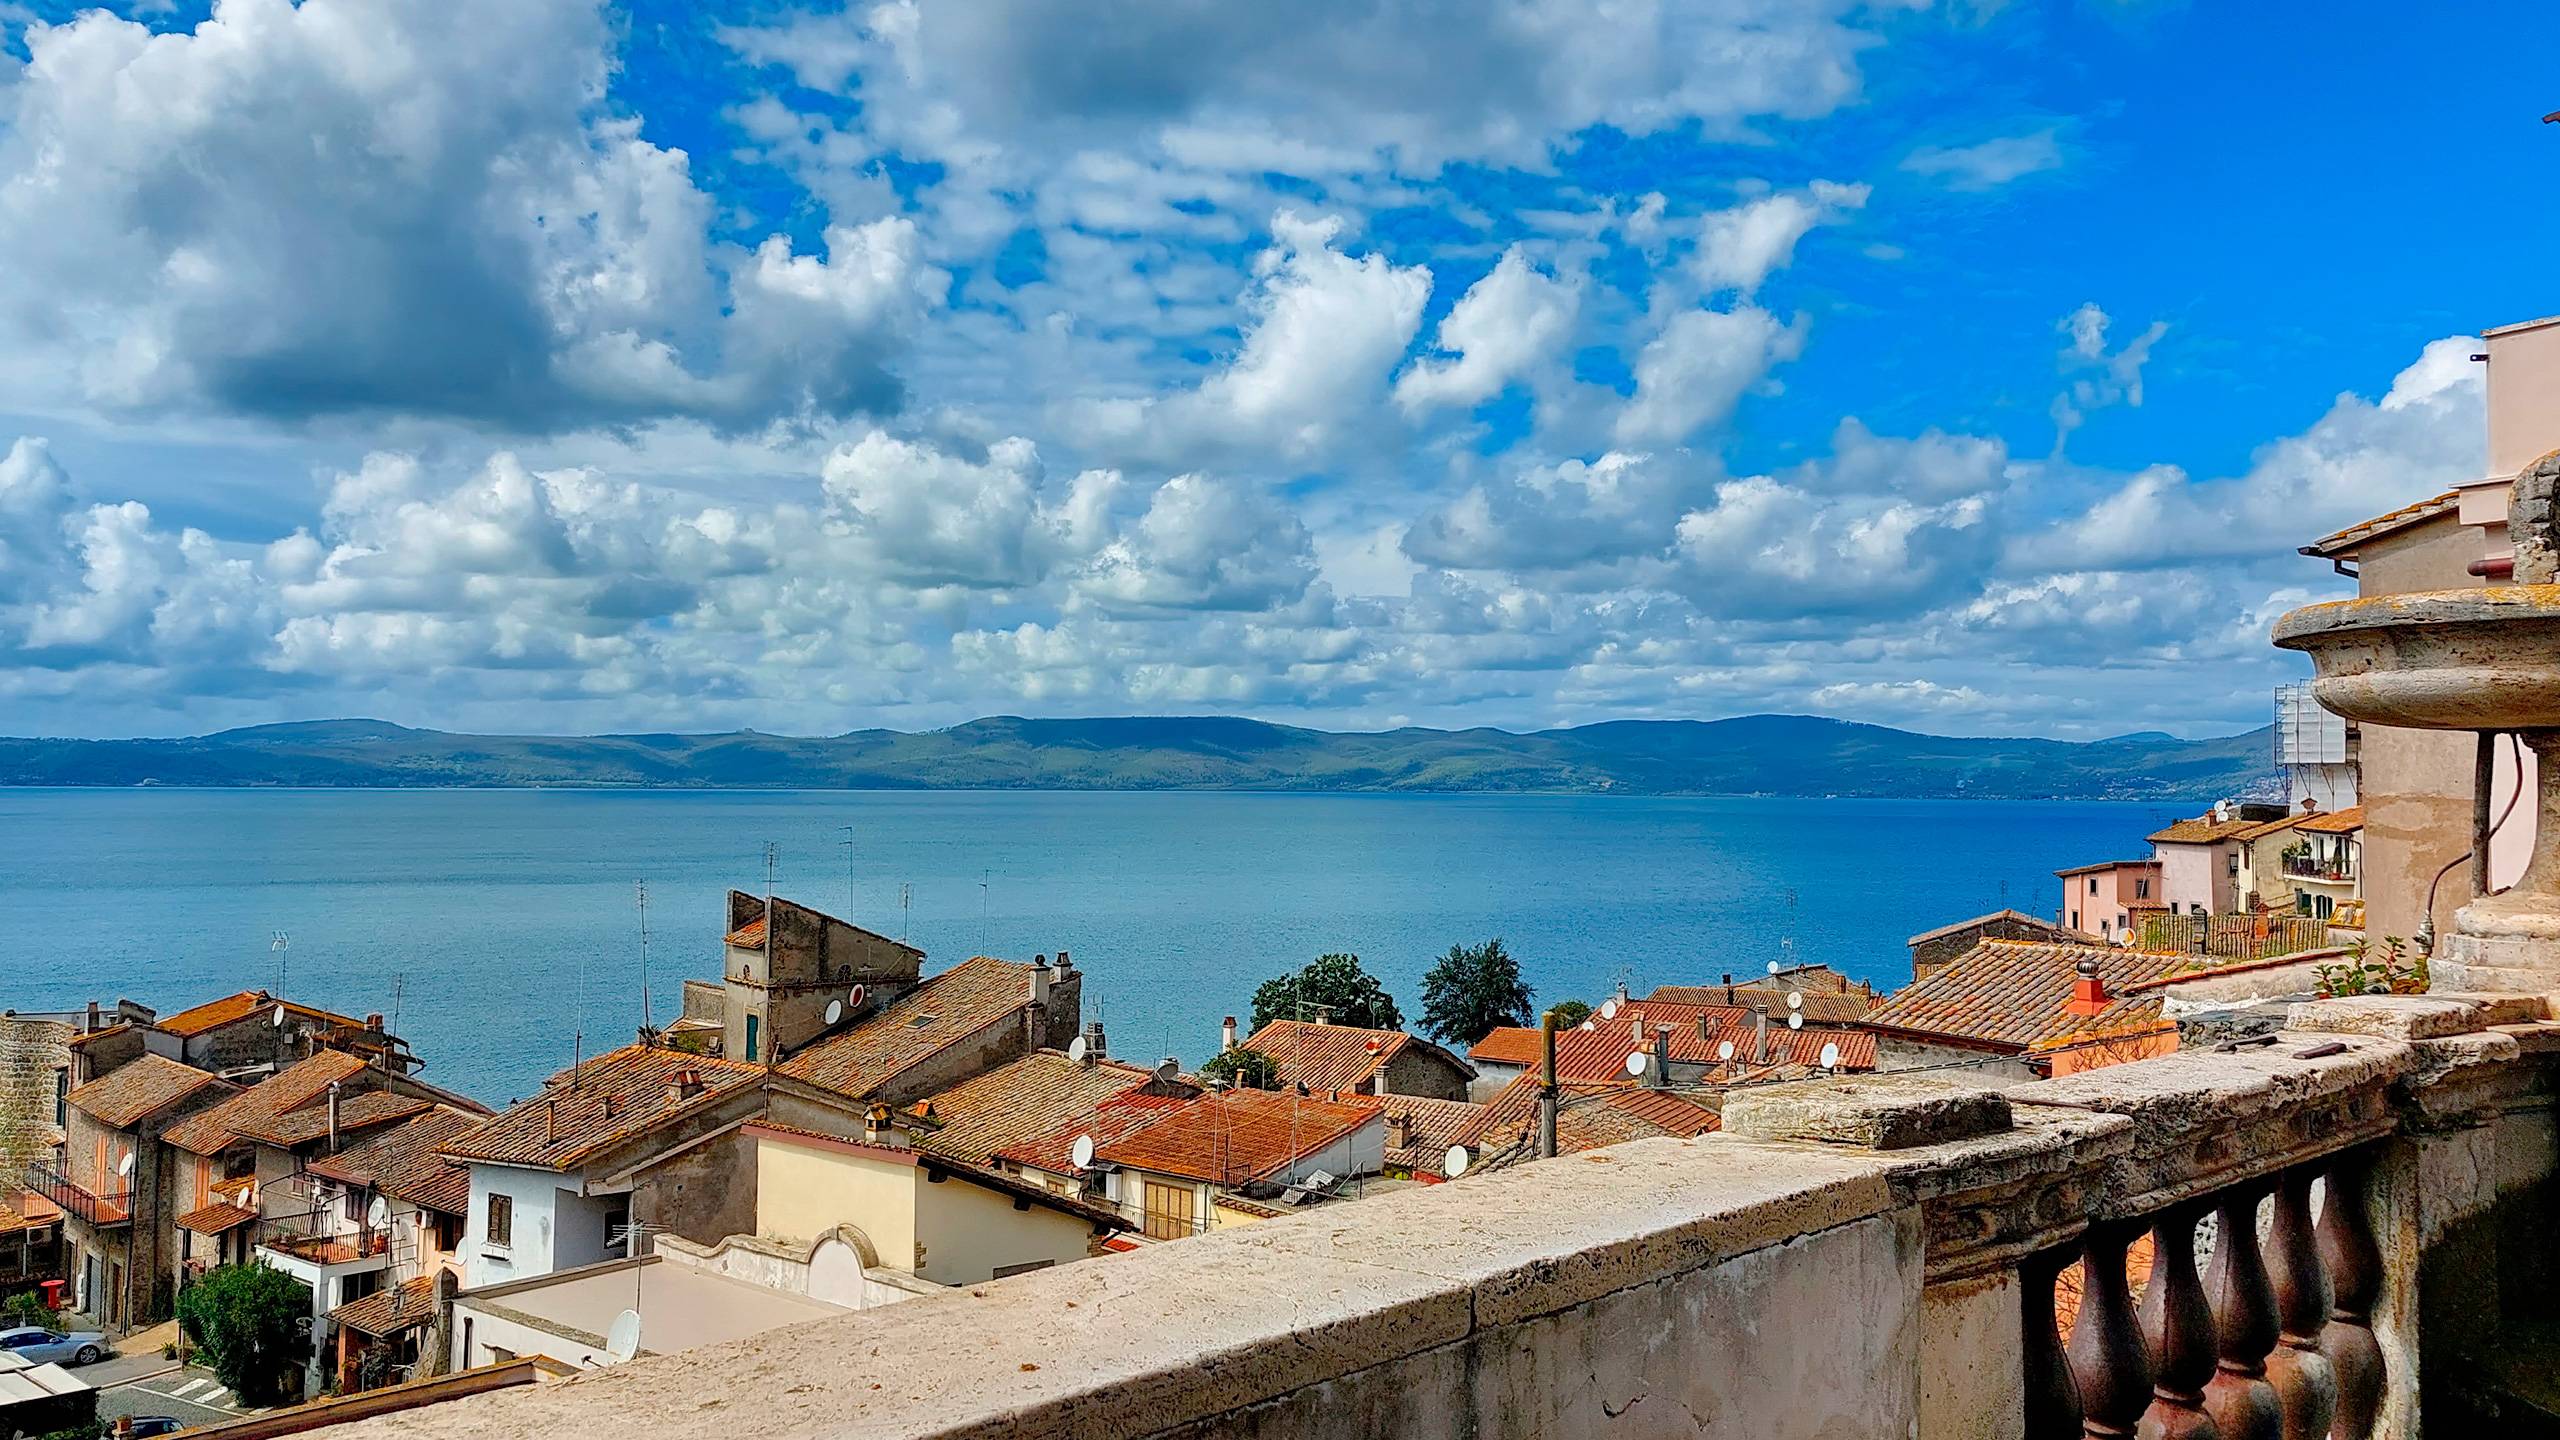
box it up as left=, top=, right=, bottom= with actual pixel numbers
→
left=1722, top=1074, right=2013, bottom=1150
left=2284, top=993, right=2545, bottom=1039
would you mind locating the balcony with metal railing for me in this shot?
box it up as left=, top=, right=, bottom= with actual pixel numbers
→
left=23, top=1164, right=128, bottom=1227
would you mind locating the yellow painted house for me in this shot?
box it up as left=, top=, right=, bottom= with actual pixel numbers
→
left=749, top=1121, right=1130, bottom=1285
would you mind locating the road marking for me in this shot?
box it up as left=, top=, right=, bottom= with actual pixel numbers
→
left=173, top=1378, right=218, bottom=1401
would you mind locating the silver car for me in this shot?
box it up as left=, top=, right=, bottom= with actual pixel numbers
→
left=0, top=1324, right=108, bottom=1365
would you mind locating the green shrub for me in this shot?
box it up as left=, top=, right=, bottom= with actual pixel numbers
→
left=175, top=1264, right=312, bottom=1406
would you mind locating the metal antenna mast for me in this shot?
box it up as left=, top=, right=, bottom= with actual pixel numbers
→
left=636, top=880, right=652, bottom=1035
left=838, top=825, right=857, bottom=921
left=899, top=883, right=913, bottom=943
left=270, top=932, right=290, bottom=994
left=979, top=868, right=991, bottom=957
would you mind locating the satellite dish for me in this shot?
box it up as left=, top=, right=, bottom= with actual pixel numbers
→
left=1599, top=999, right=1618, bottom=1020
left=367, top=1196, right=391, bottom=1230
left=116, top=1153, right=135, bottom=1179
left=1819, top=1042, right=1841, bottom=1070
left=604, top=1309, right=642, bottom=1364
left=824, top=999, right=844, bottom=1026
left=1787, top=1013, right=1804, bottom=1031
left=1787, top=992, right=1803, bottom=1011
left=1624, top=1051, right=1647, bottom=1078
left=1578, top=1019, right=1594, bottom=1032
left=847, top=984, right=866, bottom=1012
left=1070, top=1134, right=1096, bottom=1169
left=1767, top=960, right=1780, bottom=976
left=1716, top=1040, right=1736, bottom=1061
left=271, top=1005, right=288, bottom=1028
left=1066, top=1035, right=1088, bottom=1063
left=1443, top=1145, right=1471, bottom=1179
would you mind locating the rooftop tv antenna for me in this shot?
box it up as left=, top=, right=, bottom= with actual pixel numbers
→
left=270, top=931, right=290, bottom=994
left=899, top=882, right=913, bottom=943
left=837, top=823, right=859, bottom=921
left=979, top=868, right=991, bottom=957
left=635, top=880, right=653, bottom=1034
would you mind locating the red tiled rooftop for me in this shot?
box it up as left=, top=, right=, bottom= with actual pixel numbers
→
left=155, top=990, right=368, bottom=1039
left=1240, top=1021, right=1470, bottom=1094
left=997, top=1085, right=1194, bottom=1175
left=332, top=1275, right=439, bottom=1337
left=909, top=1049, right=1157, bottom=1167
left=778, top=956, right=1039, bottom=1099
left=723, top=915, right=767, bottom=948
left=1374, top=1095, right=1491, bottom=1172
left=1858, top=939, right=2189, bottom=1054
left=441, top=1044, right=761, bottom=1171
left=164, top=1049, right=372, bottom=1156
left=2301, top=491, right=2459, bottom=558
left=1461, top=1074, right=1718, bottom=1157
left=307, top=1107, right=494, bottom=1216
left=2297, top=806, right=2365, bottom=834
left=176, top=1201, right=257, bottom=1236
left=1092, top=1088, right=1379, bottom=1186
left=2147, top=814, right=2264, bottom=845
left=1475, top=1000, right=1875, bottom=1079
left=68, top=1053, right=234, bottom=1129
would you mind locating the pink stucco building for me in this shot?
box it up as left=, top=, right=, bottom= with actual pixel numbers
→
left=2053, top=860, right=2162, bottom=942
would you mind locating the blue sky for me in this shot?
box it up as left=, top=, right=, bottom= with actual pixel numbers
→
left=0, top=0, right=2548, bottom=741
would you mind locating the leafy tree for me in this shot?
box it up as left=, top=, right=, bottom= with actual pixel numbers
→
left=1547, top=998, right=1593, bottom=1027
left=1199, top=1047, right=1281, bottom=1090
left=1417, top=938, right=1536, bottom=1046
left=1248, top=953, right=1403, bottom=1033
left=177, top=1264, right=312, bottom=1406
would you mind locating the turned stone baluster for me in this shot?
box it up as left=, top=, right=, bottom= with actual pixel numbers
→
left=2136, top=1201, right=2221, bottom=1440
left=2202, top=1180, right=2281, bottom=1440
left=2263, top=1168, right=2336, bottom=1440
left=2068, top=1217, right=2154, bottom=1440
left=2316, top=1152, right=2386, bottom=1440
left=2024, top=1245, right=2085, bottom=1440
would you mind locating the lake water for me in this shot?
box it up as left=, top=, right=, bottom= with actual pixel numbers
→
left=0, top=788, right=2183, bottom=1104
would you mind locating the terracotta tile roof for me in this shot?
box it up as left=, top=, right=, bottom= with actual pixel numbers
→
left=154, top=991, right=368, bottom=1039
left=1905, top=909, right=2086, bottom=949
left=1460, top=1074, right=1718, bottom=1156
left=1474, top=1000, right=1876, bottom=1079
left=2232, top=813, right=2310, bottom=842
left=236, top=1090, right=433, bottom=1149
left=306, top=1107, right=485, bottom=1216
left=1240, top=1021, right=1473, bottom=1093
left=0, top=1189, right=62, bottom=1238
left=331, top=1275, right=439, bottom=1338
left=1091, top=1088, right=1380, bottom=1186
left=440, top=1044, right=761, bottom=1171
left=996, top=1086, right=1194, bottom=1175
left=1857, top=939, right=2189, bottom=1054
left=66, top=1023, right=135, bottom=1051
left=68, top=1053, right=234, bottom=1129
left=2301, top=492, right=2459, bottom=558
left=2297, top=806, right=2365, bottom=834
left=2052, top=860, right=2158, bottom=879
left=723, top=916, right=767, bottom=948
left=777, top=957, right=1037, bottom=1099
left=163, top=1050, right=373, bottom=1156
left=176, top=1200, right=258, bottom=1236
left=908, top=1050, right=1156, bottom=1167
left=1374, top=1096, right=1490, bottom=1172
left=2146, top=814, right=2263, bottom=844
left=1645, top=982, right=1877, bottom=1025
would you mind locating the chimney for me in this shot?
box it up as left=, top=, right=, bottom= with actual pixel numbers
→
left=544, top=1099, right=557, bottom=1145
left=1614, top=980, right=1630, bottom=1007
left=1055, top=950, right=1072, bottom=973
left=602, top=1092, right=620, bottom=1120
left=1083, top=1020, right=1107, bottom=1063
left=1649, top=1027, right=1672, bottom=1090
left=1031, top=957, right=1052, bottom=1007
left=1221, top=1016, right=1238, bottom=1051
left=667, top=1068, right=704, bottom=1104
left=864, top=1104, right=891, bottom=1143
left=365, top=1013, right=386, bottom=1033
left=84, top=1001, right=99, bottom=1035
left=1386, top=1112, right=1413, bottom=1149
left=1628, top=1015, right=1643, bottom=1045
left=1721, top=973, right=1732, bottom=987
left=1753, top=1006, right=1769, bottom=1066
left=2066, top=955, right=2111, bottom=1017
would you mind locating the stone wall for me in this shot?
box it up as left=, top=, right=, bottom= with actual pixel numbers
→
left=629, top=1126, right=755, bottom=1246
left=0, top=1015, right=72, bottom=1174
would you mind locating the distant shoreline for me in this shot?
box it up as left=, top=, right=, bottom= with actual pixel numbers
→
left=0, top=782, right=2185, bottom=803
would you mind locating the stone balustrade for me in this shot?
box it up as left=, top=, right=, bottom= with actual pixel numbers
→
left=322, top=993, right=2560, bottom=1440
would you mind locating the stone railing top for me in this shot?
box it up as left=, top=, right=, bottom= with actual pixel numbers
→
left=322, top=1004, right=2560, bottom=1440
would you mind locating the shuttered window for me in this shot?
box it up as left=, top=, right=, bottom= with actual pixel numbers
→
left=1141, top=1180, right=1194, bottom=1241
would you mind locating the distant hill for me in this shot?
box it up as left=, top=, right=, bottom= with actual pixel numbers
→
left=0, top=714, right=2275, bottom=800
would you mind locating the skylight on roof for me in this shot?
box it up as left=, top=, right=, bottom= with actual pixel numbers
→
left=908, top=1014, right=938, bottom=1029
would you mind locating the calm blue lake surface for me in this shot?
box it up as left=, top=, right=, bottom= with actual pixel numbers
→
left=0, top=789, right=2184, bottom=1104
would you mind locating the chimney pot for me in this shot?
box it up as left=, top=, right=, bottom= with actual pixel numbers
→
left=365, top=1013, right=385, bottom=1032
left=1220, top=1016, right=1238, bottom=1051
left=1083, top=1020, right=1107, bottom=1062
left=1056, top=950, right=1070, bottom=970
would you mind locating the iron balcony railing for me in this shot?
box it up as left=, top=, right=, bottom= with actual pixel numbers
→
left=24, top=1164, right=129, bottom=1226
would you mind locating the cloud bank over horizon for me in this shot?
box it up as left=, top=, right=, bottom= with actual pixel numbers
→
left=0, top=0, right=2521, bottom=742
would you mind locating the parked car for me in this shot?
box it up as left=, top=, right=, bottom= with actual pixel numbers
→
left=121, top=1419, right=188, bottom=1437
left=0, top=1324, right=109, bottom=1365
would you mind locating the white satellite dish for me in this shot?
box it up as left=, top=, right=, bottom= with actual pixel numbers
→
left=116, top=1152, right=135, bottom=1179
left=604, top=1309, right=643, bottom=1364
left=367, top=1196, right=391, bottom=1230
left=1070, top=1134, right=1096, bottom=1169
left=1766, top=960, right=1780, bottom=976
left=1443, top=1145, right=1471, bottom=1179
left=1787, top=992, right=1803, bottom=1011
left=1819, top=1042, right=1841, bottom=1070
left=1065, top=1035, right=1088, bottom=1063
left=271, top=1005, right=288, bottom=1028
left=1599, top=998, right=1618, bottom=1020
left=1623, top=1050, right=1647, bottom=1078
left=1787, top=1013, right=1804, bottom=1031
left=1717, top=1040, right=1736, bottom=1061
left=824, top=999, right=844, bottom=1026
